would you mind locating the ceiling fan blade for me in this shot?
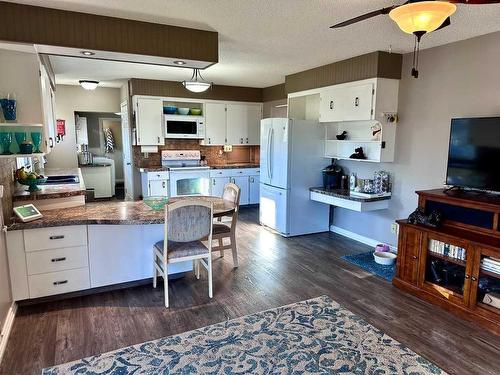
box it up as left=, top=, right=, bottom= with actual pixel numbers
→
left=435, top=16, right=451, bottom=31
left=444, top=0, right=500, bottom=4
left=330, top=6, right=397, bottom=28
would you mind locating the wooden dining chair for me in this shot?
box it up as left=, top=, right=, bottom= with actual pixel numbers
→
left=212, top=183, right=241, bottom=268
left=153, top=200, right=214, bottom=308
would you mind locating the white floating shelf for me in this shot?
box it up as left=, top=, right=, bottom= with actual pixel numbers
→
left=0, top=123, right=43, bottom=127
left=324, top=155, right=381, bottom=163
left=0, top=153, right=45, bottom=159
left=326, top=139, right=382, bottom=144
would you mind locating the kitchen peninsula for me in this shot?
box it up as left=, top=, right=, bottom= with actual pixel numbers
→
left=6, top=198, right=235, bottom=302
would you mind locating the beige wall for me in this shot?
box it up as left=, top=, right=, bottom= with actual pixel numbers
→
left=263, top=98, right=287, bottom=118
left=333, top=31, right=500, bottom=247
left=47, top=85, right=121, bottom=169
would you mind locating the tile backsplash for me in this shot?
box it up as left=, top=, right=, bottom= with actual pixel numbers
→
left=134, top=140, right=260, bottom=168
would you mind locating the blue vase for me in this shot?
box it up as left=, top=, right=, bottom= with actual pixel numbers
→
left=0, top=99, right=17, bottom=121
left=31, top=132, right=42, bottom=153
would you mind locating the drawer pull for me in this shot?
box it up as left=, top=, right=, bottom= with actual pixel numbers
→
left=51, top=257, right=67, bottom=263
left=49, top=235, right=65, bottom=240
left=53, top=280, right=68, bottom=286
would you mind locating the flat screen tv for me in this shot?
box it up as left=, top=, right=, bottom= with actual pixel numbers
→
left=446, top=117, right=500, bottom=192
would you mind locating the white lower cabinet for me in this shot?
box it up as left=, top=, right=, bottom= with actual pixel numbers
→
left=6, top=223, right=191, bottom=301
left=88, top=224, right=191, bottom=288
left=210, top=168, right=260, bottom=205
left=141, top=171, right=169, bottom=197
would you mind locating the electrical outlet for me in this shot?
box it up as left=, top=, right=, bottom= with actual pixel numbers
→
left=391, top=223, right=399, bottom=235
left=383, top=112, right=398, bottom=124
left=223, top=145, right=233, bottom=152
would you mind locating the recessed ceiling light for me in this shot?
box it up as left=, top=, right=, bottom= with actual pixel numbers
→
left=173, top=60, right=186, bottom=66
left=79, top=80, right=99, bottom=90
left=81, top=50, right=95, bottom=56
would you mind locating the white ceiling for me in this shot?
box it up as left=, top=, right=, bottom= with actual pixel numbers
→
left=10, top=0, right=500, bottom=88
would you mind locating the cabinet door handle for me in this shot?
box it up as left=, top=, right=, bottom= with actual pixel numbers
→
left=240, top=138, right=243, bottom=144
left=330, top=100, right=334, bottom=110
left=49, top=137, right=54, bottom=148
left=355, top=97, right=360, bottom=107
left=51, top=257, right=66, bottom=263
left=412, top=255, right=418, bottom=260
left=246, top=137, right=249, bottom=144
left=208, top=137, right=211, bottom=144
left=157, top=136, right=161, bottom=143
left=250, top=177, right=254, bottom=183
left=53, top=280, right=68, bottom=286
left=465, top=274, right=470, bottom=279
left=162, top=181, right=165, bottom=188
left=49, top=235, right=64, bottom=240
left=471, top=276, right=477, bottom=281
left=212, top=178, right=216, bottom=186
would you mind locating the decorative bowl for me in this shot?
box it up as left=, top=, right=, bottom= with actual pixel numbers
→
left=144, top=196, right=169, bottom=211
left=18, top=177, right=48, bottom=192
left=163, top=105, right=177, bottom=114
left=19, top=142, right=33, bottom=154
left=177, top=107, right=190, bottom=115
left=190, top=108, right=202, bottom=116
left=373, top=251, right=397, bottom=266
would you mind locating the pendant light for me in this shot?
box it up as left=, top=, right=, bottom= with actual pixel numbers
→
left=389, top=1, right=456, bottom=78
left=182, top=68, right=212, bottom=93
left=79, top=80, right=99, bottom=90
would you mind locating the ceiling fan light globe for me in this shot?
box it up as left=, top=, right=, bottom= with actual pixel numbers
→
left=79, top=80, right=99, bottom=90
left=389, top=1, right=456, bottom=34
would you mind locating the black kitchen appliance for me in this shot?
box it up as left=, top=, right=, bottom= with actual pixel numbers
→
left=322, top=163, right=344, bottom=189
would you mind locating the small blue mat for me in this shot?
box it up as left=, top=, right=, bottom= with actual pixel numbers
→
left=341, top=251, right=396, bottom=282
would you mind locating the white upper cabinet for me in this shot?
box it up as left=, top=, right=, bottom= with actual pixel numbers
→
left=204, top=102, right=227, bottom=145
left=317, top=78, right=398, bottom=123
left=39, top=64, right=57, bottom=152
left=205, top=102, right=262, bottom=146
left=134, top=97, right=164, bottom=145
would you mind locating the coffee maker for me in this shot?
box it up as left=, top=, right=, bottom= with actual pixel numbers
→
left=322, top=162, right=344, bottom=190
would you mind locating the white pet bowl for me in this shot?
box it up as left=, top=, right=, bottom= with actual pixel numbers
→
left=373, top=251, right=397, bottom=266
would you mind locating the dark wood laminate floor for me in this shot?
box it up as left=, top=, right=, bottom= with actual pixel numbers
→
left=1, top=207, right=499, bottom=375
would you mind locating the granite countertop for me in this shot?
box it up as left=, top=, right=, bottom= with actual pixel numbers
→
left=209, top=164, right=259, bottom=169
left=139, top=164, right=259, bottom=172
left=79, top=164, right=111, bottom=168
left=309, top=187, right=392, bottom=202
left=8, top=197, right=236, bottom=231
left=13, top=168, right=86, bottom=202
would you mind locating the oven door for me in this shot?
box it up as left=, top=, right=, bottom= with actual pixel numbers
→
left=165, top=116, right=203, bottom=139
left=169, top=169, right=210, bottom=197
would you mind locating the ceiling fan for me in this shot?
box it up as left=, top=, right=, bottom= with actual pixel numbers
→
left=330, top=0, right=500, bottom=78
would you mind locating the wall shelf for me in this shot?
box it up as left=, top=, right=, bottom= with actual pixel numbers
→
left=0, top=123, right=44, bottom=127
left=0, top=153, right=45, bottom=159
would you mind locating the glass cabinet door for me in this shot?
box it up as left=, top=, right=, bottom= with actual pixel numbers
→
left=469, top=246, right=500, bottom=319
left=420, top=233, right=472, bottom=306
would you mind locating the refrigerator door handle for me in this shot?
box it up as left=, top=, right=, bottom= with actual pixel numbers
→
left=267, top=127, right=272, bottom=180
left=269, top=128, right=274, bottom=180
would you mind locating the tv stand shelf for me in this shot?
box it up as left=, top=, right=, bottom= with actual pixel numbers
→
left=394, top=189, right=500, bottom=335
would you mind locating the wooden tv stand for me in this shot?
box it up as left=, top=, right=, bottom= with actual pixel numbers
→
left=393, top=189, right=500, bottom=335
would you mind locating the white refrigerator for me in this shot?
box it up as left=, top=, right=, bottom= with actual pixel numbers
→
left=259, top=118, right=330, bottom=236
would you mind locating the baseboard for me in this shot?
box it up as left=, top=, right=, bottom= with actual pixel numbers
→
left=0, top=302, right=17, bottom=364
left=330, top=225, right=397, bottom=252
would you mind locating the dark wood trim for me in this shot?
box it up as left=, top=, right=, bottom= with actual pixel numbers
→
left=130, top=79, right=263, bottom=102
left=262, top=83, right=286, bottom=102
left=0, top=1, right=218, bottom=65
left=284, top=51, right=402, bottom=94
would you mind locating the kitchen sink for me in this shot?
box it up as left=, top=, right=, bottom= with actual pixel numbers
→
left=42, top=175, right=80, bottom=185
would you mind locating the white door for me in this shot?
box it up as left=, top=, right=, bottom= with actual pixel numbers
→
left=260, top=118, right=272, bottom=186
left=121, top=102, right=134, bottom=200
left=344, top=83, right=374, bottom=121
left=319, top=86, right=345, bottom=123
left=211, top=176, right=229, bottom=197
left=148, top=179, right=168, bottom=196
left=246, top=105, right=263, bottom=145
left=269, top=118, right=289, bottom=189
left=231, top=176, right=249, bottom=205
left=226, top=104, right=246, bottom=145
left=204, top=103, right=226, bottom=145
left=259, top=184, right=288, bottom=234
left=39, top=64, right=56, bottom=152
left=249, top=175, right=260, bottom=204
left=135, top=97, right=163, bottom=145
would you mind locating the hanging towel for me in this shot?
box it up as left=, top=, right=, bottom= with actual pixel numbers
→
left=103, top=127, right=115, bottom=153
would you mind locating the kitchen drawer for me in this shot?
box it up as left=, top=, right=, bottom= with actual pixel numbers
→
left=147, top=171, right=169, bottom=181
left=28, top=267, right=90, bottom=298
left=26, top=246, right=89, bottom=275
left=210, top=168, right=260, bottom=178
left=24, top=225, right=87, bottom=252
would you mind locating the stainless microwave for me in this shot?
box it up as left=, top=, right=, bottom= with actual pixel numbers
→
left=164, top=115, right=205, bottom=139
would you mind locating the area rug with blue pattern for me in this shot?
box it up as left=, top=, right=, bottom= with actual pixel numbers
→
left=42, top=295, right=445, bottom=374
left=342, top=251, right=396, bottom=281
